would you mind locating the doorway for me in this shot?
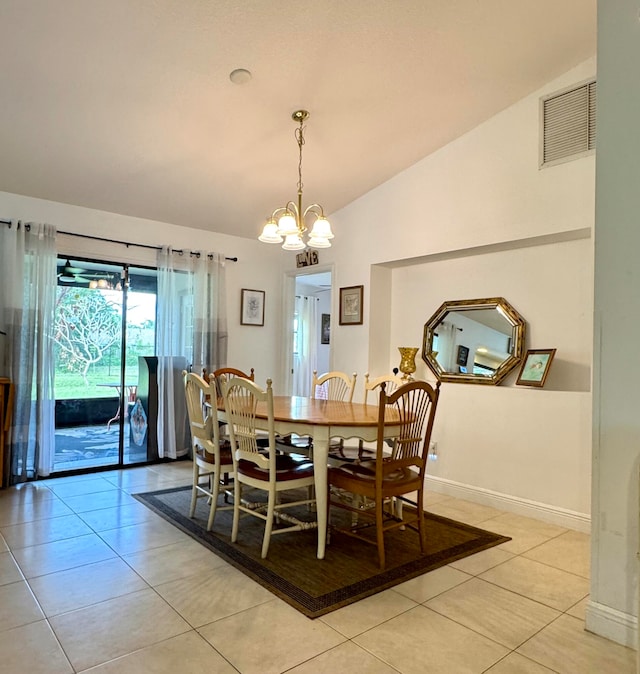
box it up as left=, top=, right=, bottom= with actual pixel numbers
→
left=286, top=269, right=332, bottom=396
left=53, top=257, right=158, bottom=473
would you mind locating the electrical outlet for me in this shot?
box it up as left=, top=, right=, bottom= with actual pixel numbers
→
left=429, top=441, right=438, bottom=460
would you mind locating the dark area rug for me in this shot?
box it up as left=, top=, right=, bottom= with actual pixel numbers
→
left=135, top=485, right=510, bottom=618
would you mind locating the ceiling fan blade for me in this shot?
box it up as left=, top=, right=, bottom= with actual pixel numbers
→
left=58, top=259, right=86, bottom=280
left=58, top=276, right=90, bottom=284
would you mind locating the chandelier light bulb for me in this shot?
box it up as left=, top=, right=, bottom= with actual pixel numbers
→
left=282, top=233, right=305, bottom=250
left=307, top=236, right=331, bottom=249
left=258, top=220, right=283, bottom=243
left=277, top=212, right=298, bottom=236
left=309, top=216, right=334, bottom=240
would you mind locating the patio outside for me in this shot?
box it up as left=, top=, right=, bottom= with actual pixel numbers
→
left=53, top=282, right=156, bottom=472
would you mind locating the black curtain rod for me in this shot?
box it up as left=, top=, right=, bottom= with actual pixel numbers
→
left=0, top=219, right=238, bottom=262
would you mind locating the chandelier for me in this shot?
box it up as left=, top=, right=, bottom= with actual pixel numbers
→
left=88, top=276, right=121, bottom=291
left=258, top=110, right=334, bottom=250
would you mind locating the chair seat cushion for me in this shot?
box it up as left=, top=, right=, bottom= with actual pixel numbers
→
left=196, top=440, right=233, bottom=466
left=238, top=452, right=314, bottom=482
left=329, top=460, right=419, bottom=487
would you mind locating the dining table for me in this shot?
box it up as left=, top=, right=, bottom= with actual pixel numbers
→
left=216, top=395, right=403, bottom=559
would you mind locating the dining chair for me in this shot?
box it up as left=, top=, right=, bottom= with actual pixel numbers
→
left=210, top=367, right=270, bottom=449
left=307, top=370, right=358, bottom=458
left=328, top=372, right=405, bottom=464
left=277, top=369, right=357, bottom=453
left=221, top=375, right=317, bottom=559
left=203, top=365, right=256, bottom=409
left=328, top=379, right=441, bottom=568
left=209, top=367, right=255, bottom=397
left=183, top=370, right=233, bottom=531
left=311, top=370, right=357, bottom=402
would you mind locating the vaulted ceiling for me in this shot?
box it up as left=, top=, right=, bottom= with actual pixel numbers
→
left=0, top=1, right=596, bottom=240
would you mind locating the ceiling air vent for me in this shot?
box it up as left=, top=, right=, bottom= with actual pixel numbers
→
left=540, top=79, right=596, bottom=168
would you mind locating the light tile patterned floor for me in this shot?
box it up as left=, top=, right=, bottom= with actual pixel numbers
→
left=0, top=462, right=634, bottom=673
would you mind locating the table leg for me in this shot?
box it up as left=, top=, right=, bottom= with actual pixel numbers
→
left=106, top=409, right=120, bottom=430
left=106, top=386, right=122, bottom=430
left=312, top=426, right=329, bottom=559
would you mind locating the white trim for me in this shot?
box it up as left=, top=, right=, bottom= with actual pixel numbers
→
left=585, top=600, right=637, bottom=649
left=425, top=475, right=590, bottom=533
left=377, top=227, right=591, bottom=269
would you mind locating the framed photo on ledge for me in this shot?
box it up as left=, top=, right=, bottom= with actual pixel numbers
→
left=240, top=289, right=265, bottom=326
left=339, top=285, right=364, bottom=325
left=516, top=348, right=556, bottom=388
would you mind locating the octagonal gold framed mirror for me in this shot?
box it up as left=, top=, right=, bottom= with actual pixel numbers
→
left=422, top=297, right=526, bottom=385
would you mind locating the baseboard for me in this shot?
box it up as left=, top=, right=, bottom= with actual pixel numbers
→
left=585, top=600, right=637, bottom=649
left=424, top=475, right=591, bottom=533
left=423, top=478, right=638, bottom=650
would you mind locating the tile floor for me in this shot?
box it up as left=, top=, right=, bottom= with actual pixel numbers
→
left=0, top=462, right=635, bottom=673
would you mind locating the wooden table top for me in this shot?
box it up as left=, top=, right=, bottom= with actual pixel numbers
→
left=218, top=395, right=401, bottom=427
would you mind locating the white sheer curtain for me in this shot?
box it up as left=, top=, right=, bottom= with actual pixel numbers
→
left=292, top=295, right=318, bottom=396
left=437, top=320, right=458, bottom=372
left=156, top=247, right=227, bottom=459
left=0, top=221, right=57, bottom=483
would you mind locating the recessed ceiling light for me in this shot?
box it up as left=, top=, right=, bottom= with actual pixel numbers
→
left=229, top=68, right=252, bottom=85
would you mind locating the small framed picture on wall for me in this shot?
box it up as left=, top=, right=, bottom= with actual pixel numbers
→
left=240, top=289, right=265, bottom=326
left=456, top=345, right=469, bottom=366
left=321, top=314, right=330, bottom=344
left=339, top=285, right=364, bottom=325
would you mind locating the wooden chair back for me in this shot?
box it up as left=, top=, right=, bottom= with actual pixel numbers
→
left=182, top=370, right=216, bottom=456
left=311, top=370, right=357, bottom=402
left=329, top=372, right=404, bottom=462
left=220, top=375, right=275, bottom=469
left=377, top=380, right=440, bottom=471
left=363, top=372, right=404, bottom=405
left=208, top=367, right=255, bottom=397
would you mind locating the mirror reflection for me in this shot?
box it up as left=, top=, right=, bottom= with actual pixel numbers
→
left=422, top=298, right=526, bottom=385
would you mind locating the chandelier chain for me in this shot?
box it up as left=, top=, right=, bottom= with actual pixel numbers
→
left=295, top=121, right=305, bottom=195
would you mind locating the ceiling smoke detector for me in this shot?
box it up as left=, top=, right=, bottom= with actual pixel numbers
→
left=229, top=68, right=252, bottom=85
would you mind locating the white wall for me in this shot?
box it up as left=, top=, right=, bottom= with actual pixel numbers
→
left=389, top=240, right=592, bottom=517
left=287, top=57, right=596, bottom=527
left=0, top=190, right=287, bottom=386
left=588, top=0, right=640, bottom=647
